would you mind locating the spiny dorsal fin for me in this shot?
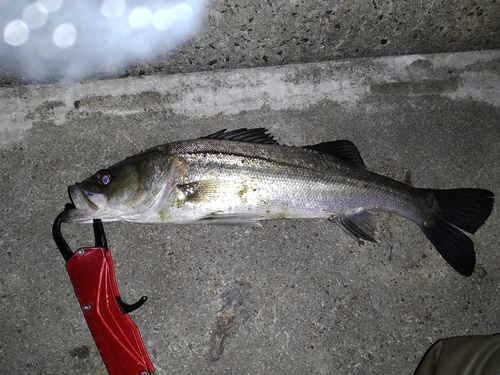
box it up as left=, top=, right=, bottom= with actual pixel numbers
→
left=304, top=140, right=366, bottom=169
left=202, top=128, right=278, bottom=144
left=203, top=129, right=366, bottom=168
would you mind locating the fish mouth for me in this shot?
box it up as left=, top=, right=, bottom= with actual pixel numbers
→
left=62, top=185, right=102, bottom=223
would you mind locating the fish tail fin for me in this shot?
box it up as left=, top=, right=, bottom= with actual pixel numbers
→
left=419, top=188, right=494, bottom=276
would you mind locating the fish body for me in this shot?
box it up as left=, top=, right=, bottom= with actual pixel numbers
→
left=63, top=128, right=494, bottom=276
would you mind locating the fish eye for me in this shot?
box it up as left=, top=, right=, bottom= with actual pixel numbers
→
left=96, top=170, right=112, bottom=186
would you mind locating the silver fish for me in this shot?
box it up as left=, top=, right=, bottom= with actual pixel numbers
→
left=63, top=128, right=494, bottom=276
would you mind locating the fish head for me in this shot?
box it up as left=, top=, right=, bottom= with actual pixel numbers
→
left=62, top=150, right=175, bottom=223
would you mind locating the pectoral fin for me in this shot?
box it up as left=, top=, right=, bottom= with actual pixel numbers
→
left=330, top=209, right=377, bottom=243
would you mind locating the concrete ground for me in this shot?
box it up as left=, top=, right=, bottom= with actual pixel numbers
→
left=1, top=50, right=500, bottom=374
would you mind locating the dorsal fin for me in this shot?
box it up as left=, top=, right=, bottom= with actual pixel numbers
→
left=202, top=128, right=278, bottom=144
left=304, top=140, right=366, bottom=169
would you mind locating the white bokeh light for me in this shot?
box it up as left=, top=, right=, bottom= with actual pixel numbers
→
left=0, top=0, right=205, bottom=79
left=23, top=3, right=48, bottom=29
left=53, top=23, right=76, bottom=48
left=173, top=3, right=193, bottom=22
left=153, top=9, right=176, bottom=31
left=129, top=7, right=152, bottom=29
left=4, top=20, right=29, bottom=46
left=101, top=0, right=125, bottom=19
left=37, top=0, right=62, bottom=13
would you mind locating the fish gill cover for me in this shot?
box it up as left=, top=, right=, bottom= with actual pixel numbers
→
left=0, top=0, right=206, bottom=80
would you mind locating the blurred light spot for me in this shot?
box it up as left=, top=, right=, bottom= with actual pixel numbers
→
left=153, top=9, right=176, bottom=31
left=37, top=0, right=63, bottom=13
left=173, top=3, right=193, bottom=22
left=129, top=7, right=152, bottom=29
left=53, top=23, right=76, bottom=48
left=4, top=20, right=29, bottom=46
left=23, top=3, right=48, bottom=29
left=101, top=0, right=125, bottom=19
left=0, top=0, right=206, bottom=79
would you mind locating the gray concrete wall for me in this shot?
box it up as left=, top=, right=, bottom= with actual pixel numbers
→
left=0, top=0, right=499, bottom=85
left=1, top=50, right=499, bottom=374
left=147, top=0, right=500, bottom=76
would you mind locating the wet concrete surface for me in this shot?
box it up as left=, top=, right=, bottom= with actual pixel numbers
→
left=1, top=50, right=499, bottom=374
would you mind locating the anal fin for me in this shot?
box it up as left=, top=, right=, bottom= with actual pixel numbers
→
left=330, top=209, right=377, bottom=244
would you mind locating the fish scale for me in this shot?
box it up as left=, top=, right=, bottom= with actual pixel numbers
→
left=171, top=149, right=430, bottom=221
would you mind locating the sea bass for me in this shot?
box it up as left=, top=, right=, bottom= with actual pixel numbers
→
left=63, top=128, right=494, bottom=276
